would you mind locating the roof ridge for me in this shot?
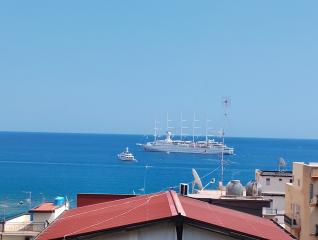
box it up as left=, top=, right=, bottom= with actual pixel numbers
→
left=169, top=190, right=186, bottom=216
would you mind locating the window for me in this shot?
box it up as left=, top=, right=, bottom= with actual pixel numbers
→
left=291, top=203, right=301, bottom=226
left=289, top=179, right=293, bottom=183
left=310, top=183, right=314, bottom=202
left=279, top=178, right=282, bottom=181
left=266, top=178, right=270, bottom=185
left=298, top=179, right=300, bottom=186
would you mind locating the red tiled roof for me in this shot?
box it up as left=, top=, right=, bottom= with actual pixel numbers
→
left=37, top=192, right=174, bottom=239
left=37, top=191, right=294, bottom=240
left=30, top=202, right=58, bottom=213
left=77, top=193, right=137, bottom=207
left=179, top=195, right=292, bottom=240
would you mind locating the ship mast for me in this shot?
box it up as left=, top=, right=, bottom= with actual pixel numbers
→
left=166, top=112, right=174, bottom=132
left=180, top=112, right=187, bottom=141
left=192, top=112, right=200, bottom=142
left=154, top=120, right=160, bottom=141
left=205, top=118, right=212, bottom=143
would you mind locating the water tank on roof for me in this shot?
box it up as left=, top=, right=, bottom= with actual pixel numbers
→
left=54, top=196, right=65, bottom=206
left=226, top=180, right=243, bottom=196
left=246, top=180, right=262, bottom=196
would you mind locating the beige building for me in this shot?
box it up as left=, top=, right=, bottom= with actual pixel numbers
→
left=285, top=162, right=318, bottom=240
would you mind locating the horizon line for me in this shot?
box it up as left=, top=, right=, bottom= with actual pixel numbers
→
left=0, top=130, right=317, bottom=141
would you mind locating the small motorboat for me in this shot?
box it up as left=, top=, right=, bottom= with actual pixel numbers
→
left=117, top=147, right=136, bottom=161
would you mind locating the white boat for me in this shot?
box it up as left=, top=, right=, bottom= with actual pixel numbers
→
left=117, top=147, right=136, bottom=161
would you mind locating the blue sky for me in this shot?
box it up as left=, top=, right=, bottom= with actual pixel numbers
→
left=0, top=1, right=317, bottom=138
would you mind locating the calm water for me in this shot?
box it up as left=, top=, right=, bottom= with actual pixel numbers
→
left=0, top=132, right=318, bottom=217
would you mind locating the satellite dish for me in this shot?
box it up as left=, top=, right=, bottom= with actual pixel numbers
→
left=192, top=168, right=203, bottom=190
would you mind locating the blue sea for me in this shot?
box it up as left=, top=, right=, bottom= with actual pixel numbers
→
left=0, top=132, right=318, bottom=218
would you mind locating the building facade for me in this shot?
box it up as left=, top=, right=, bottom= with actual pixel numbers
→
left=284, top=162, right=318, bottom=240
left=255, top=169, right=292, bottom=225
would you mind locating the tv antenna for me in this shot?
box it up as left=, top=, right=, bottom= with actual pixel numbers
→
left=220, top=97, right=231, bottom=187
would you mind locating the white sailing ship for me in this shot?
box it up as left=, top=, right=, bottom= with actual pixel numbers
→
left=141, top=112, right=234, bottom=155
left=142, top=131, right=234, bottom=155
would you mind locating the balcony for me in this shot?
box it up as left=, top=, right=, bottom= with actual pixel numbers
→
left=284, top=215, right=300, bottom=229
left=2, top=222, right=46, bottom=234
left=311, top=168, right=318, bottom=180
left=310, top=195, right=318, bottom=207
left=263, top=208, right=277, bottom=215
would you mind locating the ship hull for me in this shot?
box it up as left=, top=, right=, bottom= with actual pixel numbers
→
left=143, top=143, right=234, bottom=155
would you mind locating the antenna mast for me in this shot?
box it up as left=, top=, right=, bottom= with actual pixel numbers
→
left=221, top=97, right=231, bottom=186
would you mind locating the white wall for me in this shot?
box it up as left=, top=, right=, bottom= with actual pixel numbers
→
left=6, top=214, right=30, bottom=224
left=32, top=212, right=54, bottom=223
left=53, top=204, right=67, bottom=220
left=183, top=225, right=236, bottom=240
left=257, top=174, right=292, bottom=194
left=91, top=222, right=237, bottom=240
left=92, top=222, right=176, bottom=240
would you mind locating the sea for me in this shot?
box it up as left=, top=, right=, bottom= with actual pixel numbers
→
left=0, top=131, right=318, bottom=218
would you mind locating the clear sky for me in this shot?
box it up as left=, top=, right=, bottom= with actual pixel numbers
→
left=0, top=1, right=317, bottom=139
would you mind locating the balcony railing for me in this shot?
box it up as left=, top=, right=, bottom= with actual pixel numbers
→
left=311, top=168, right=318, bottom=179
left=3, top=222, right=46, bottom=232
left=263, top=208, right=277, bottom=215
left=310, top=196, right=318, bottom=207
left=284, top=215, right=300, bottom=228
